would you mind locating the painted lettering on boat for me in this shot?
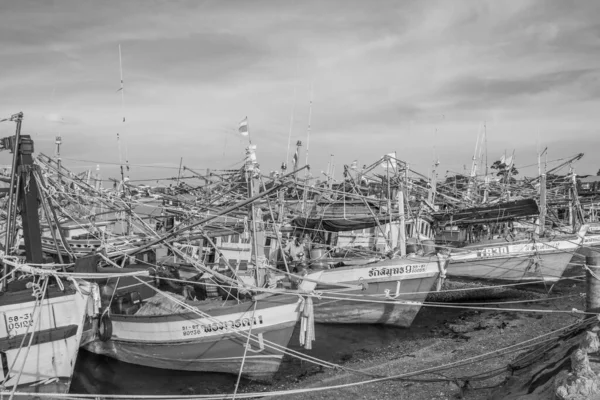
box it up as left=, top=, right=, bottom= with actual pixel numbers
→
left=522, top=242, right=561, bottom=252
left=181, top=315, right=264, bottom=337
left=477, top=246, right=509, bottom=258
left=6, top=312, right=34, bottom=334
left=584, top=236, right=600, bottom=244
left=367, top=264, right=427, bottom=278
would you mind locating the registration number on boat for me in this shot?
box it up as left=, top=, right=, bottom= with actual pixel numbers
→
left=5, top=312, right=34, bottom=334
left=181, top=315, right=264, bottom=337
left=477, top=246, right=509, bottom=258
left=367, top=264, right=428, bottom=278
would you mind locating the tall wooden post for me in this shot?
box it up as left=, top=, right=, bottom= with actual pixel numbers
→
left=245, top=145, right=266, bottom=286
left=586, top=254, right=600, bottom=315
left=397, top=190, right=406, bottom=256
left=539, top=174, right=546, bottom=236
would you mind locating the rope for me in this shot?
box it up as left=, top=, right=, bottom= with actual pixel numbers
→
left=129, top=277, right=378, bottom=378
left=312, top=293, right=592, bottom=315
left=0, top=318, right=587, bottom=399
left=232, top=301, right=257, bottom=400
left=583, top=263, right=600, bottom=281
left=7, top=276, right=49, bottom=400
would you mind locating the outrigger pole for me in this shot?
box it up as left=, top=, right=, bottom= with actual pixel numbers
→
left=128, top=165, right=310, bottom=257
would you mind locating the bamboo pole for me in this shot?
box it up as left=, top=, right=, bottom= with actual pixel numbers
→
left=397, top=190, right=406, bottom=256
left=539, top=174, right=546, bottom=237
left=128, top=166, right=307, bottom=257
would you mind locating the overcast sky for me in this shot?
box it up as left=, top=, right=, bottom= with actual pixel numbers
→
left=0, top=0, right=599, bottom=184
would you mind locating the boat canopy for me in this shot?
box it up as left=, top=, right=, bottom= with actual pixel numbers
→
left=433, top=198, right=539, bottom=226
left=291, top=215, right=397, bottom=232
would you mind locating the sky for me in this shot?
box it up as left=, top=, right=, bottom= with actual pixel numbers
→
left=0, top=0, right=599, bottom=185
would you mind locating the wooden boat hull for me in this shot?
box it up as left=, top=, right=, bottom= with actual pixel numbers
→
left=41, top=235, right=151, bottom=259
left=447, top=237, right=582, bottom=282
left=0, top=284, right=91, bottom=394
left=309, top=256, right=443, bottom=327
left=83, top=294, right=302, bottom=380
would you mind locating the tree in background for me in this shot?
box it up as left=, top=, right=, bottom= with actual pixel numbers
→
left=491, top=160, right=519, bottom=183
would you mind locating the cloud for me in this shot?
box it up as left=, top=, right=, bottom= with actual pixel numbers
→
left=44, top=113, right=65, bottom=123
left=439, top=69, right=600, bottom=111
left=1, top=0, right=599, bottom=179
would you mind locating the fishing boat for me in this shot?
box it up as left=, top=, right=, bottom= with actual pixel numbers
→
left=284, top=182, right=445, bottom=326
left=164, top=228, right=445, bottom=327
left=0, top=265, right=95, bottom=394
left=434, top=199, right=588, bottom=282
left=0, top=113, right=96, bottom=395
left=446, top=231, right=586, bottom=282
left=40, top=219, right=155, bottom=261
left=82, top=281, right=308, bottom=379
left=77, top=175, right=316, bottom=381
left=308, top=254, right=445, bottom=326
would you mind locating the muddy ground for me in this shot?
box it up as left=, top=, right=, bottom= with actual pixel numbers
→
left=71, top=264, right=592, bottom=399
left=240, top=268, right=589, bottom=400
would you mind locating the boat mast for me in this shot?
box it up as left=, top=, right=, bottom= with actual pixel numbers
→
left=539, top=173, right=546, bottom=236
left=117, top=44, right=129, bottom=194
left=245, top=136, right=264, bottom=286
left=0, top=113, right=44, bottom=267
left=285, top=85, right=297, bottom=171
left=483, top=122, right=489, bottom=203
left=466, top=129, right=481, bottom=201
left=2, top=113, right=23, bottom=274
left=55, top=135, right=62, bottom=184
left=176, top=157, right=183, bottom=187
left=301, top=85, right=313, bottom=214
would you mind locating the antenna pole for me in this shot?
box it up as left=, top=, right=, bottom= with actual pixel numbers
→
left=177, top=157, right=183, bottom=187
left=304, top=84, right=313, bottom=176
left=301, top=84, right=313, bottom=213
left=285, top=86, right=297, bottom=170
left=484, top=122, right=488, bottom=177
left=118, top=44, right=129, bottom=180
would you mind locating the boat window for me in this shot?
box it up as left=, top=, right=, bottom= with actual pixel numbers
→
left=230, top=234, right=240, bottom=244
left=221, top=236, right=229, bottom=244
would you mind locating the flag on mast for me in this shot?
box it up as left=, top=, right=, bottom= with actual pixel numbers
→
left=239, top=117, right=249, bottom=136
left=293, top=140, right=301, bottom=170
left=292, top=149, right=298, bottom=169
left=380, top=152, right=397, bottom=171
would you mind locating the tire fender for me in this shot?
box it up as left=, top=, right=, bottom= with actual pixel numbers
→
left=98, top=313, right=113, bottom=342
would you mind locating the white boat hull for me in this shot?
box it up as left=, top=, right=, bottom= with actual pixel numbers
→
left=448, top=237, right=582, bottom=282
left=0, top=283, right=91, bottom=394
left=309, top=256, right=443, bottom=327
left=83, top=294, right=302, bottom=380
